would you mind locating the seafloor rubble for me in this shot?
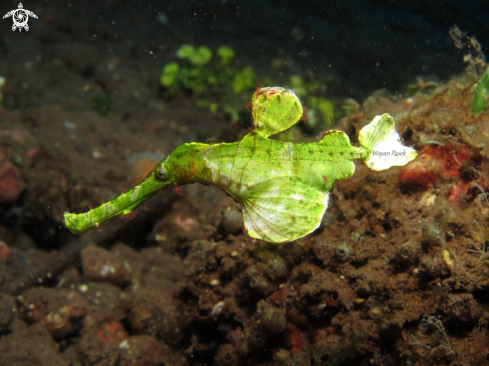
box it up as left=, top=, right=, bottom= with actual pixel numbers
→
left=1, top=71, right=489, bottom=366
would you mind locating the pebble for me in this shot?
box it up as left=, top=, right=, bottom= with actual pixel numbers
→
left=128, top=301, right=182, bottom=345
left=81, top=245, right=131, bottom=286
left=5, top=249, right=29, bottom=281
left=221, top=207, right=243, bottom=235
left=0, top=319, right=72, bottom=365
left=0, top=241, right=10, bottom=262
left=212, top=301, right=225, bottom=316
left=0, top=148, right=24, bottom=203
left=266, top=256, right=289, bottom=280
left=210, top=278, right=220, bottom=286
left=97, top=320, right=128, bottom=345
left=257, top=300, right=287, bottom=333
left=20, top=287, right=88, bottom=338
left=117, top=335, right=163, bottom=366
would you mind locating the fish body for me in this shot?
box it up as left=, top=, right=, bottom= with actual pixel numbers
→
left=64, top=87, right=417, bottom=242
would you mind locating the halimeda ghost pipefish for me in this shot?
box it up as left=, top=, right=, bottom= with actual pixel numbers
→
left=63, top=87, right=417, bottom=243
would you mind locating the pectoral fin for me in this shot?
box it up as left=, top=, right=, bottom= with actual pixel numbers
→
left=240, top=178, right=329, bottom=243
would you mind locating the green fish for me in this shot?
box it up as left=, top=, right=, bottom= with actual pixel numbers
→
left=64, top=87, right=417, bottom=243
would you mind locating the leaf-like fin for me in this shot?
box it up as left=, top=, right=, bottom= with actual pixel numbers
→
left=359, top=113, right=417, bottom=171
left=240, top=177, right=329, bottom=243
left=251, top=87, right=303, bottom=138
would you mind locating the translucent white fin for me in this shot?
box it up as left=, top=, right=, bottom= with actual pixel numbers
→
left=359, top=113, right=417, bottom=171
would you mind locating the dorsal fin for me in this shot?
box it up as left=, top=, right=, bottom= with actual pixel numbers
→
left=250, top=87, right=303, bottom=138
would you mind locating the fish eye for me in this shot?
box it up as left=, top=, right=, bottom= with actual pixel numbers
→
left=156, top=162, right=169, bottom=180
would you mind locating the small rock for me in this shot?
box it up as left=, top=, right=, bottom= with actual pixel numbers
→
left=128, top=301, right=182, bottom=345
left=56, top=267, right=80, bottom=289
left=221, top=206, right=243, bottom=235
left=0, top=241, right=9, bottom=262
left=216, top=343, right=240, bottom=366
left=81, top=245, right=131, bottom=286
left=0, top=293, right=16, bottom=333
left=4, top=248, right=29, bottom=281
left=0, top=260, right=4, bottom=285
left=97, top=321, right=128, bottom=345
left=257, top=300, right=287, bottom=333
left=138, top=247, right=183, bottom=284
left=128, top=153, right=162, bottom=185
left=80, top=282, right=130, bottom=325
left=118, top=335, right=164, bottom=366
left=0, top=148, right=24, bottom=203
left=0, top=319, right=71, bottom=365
left=266, top=256, right=289, bottom=280
left=20, top=287, right=88, bottom=339
left=244, top=263, right=276, bottom=296
left=78, top=319, right=129, bottom=364
left=273, top=349, right=291, bottom=365
left=442, top=294, right=483, bottom=324
left=152, top=201, right=203, bottom=255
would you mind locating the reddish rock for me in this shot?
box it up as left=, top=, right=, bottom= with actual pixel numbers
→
left=97, top=321, right=128, bottom=344
left=447, top=179, right=471, bottom=205
left=399, top=144, right=471, bottom=187
left=0, top=241, right=9, bottom=262
left=288, top=323, right=309, bottom=355
left=81, top=245, right=131, bottom=286
left=130, top=156, right=158, bottom=185
left=0, top=148, right=24, bottom=203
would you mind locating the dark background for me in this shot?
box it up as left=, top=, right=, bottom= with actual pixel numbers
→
left=1, top=0, right=488, bottom=99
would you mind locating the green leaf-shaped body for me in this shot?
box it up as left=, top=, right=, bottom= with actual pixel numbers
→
left=64, top=87, right=417, bottom=243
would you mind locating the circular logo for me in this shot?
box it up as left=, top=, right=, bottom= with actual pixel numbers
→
left=3, top=3, right=38, bottom=32
left=12, top=9, right=29, bottom=29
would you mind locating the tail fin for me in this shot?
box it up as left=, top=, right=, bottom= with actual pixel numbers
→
left=359, top=113, right=417, bottom=171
